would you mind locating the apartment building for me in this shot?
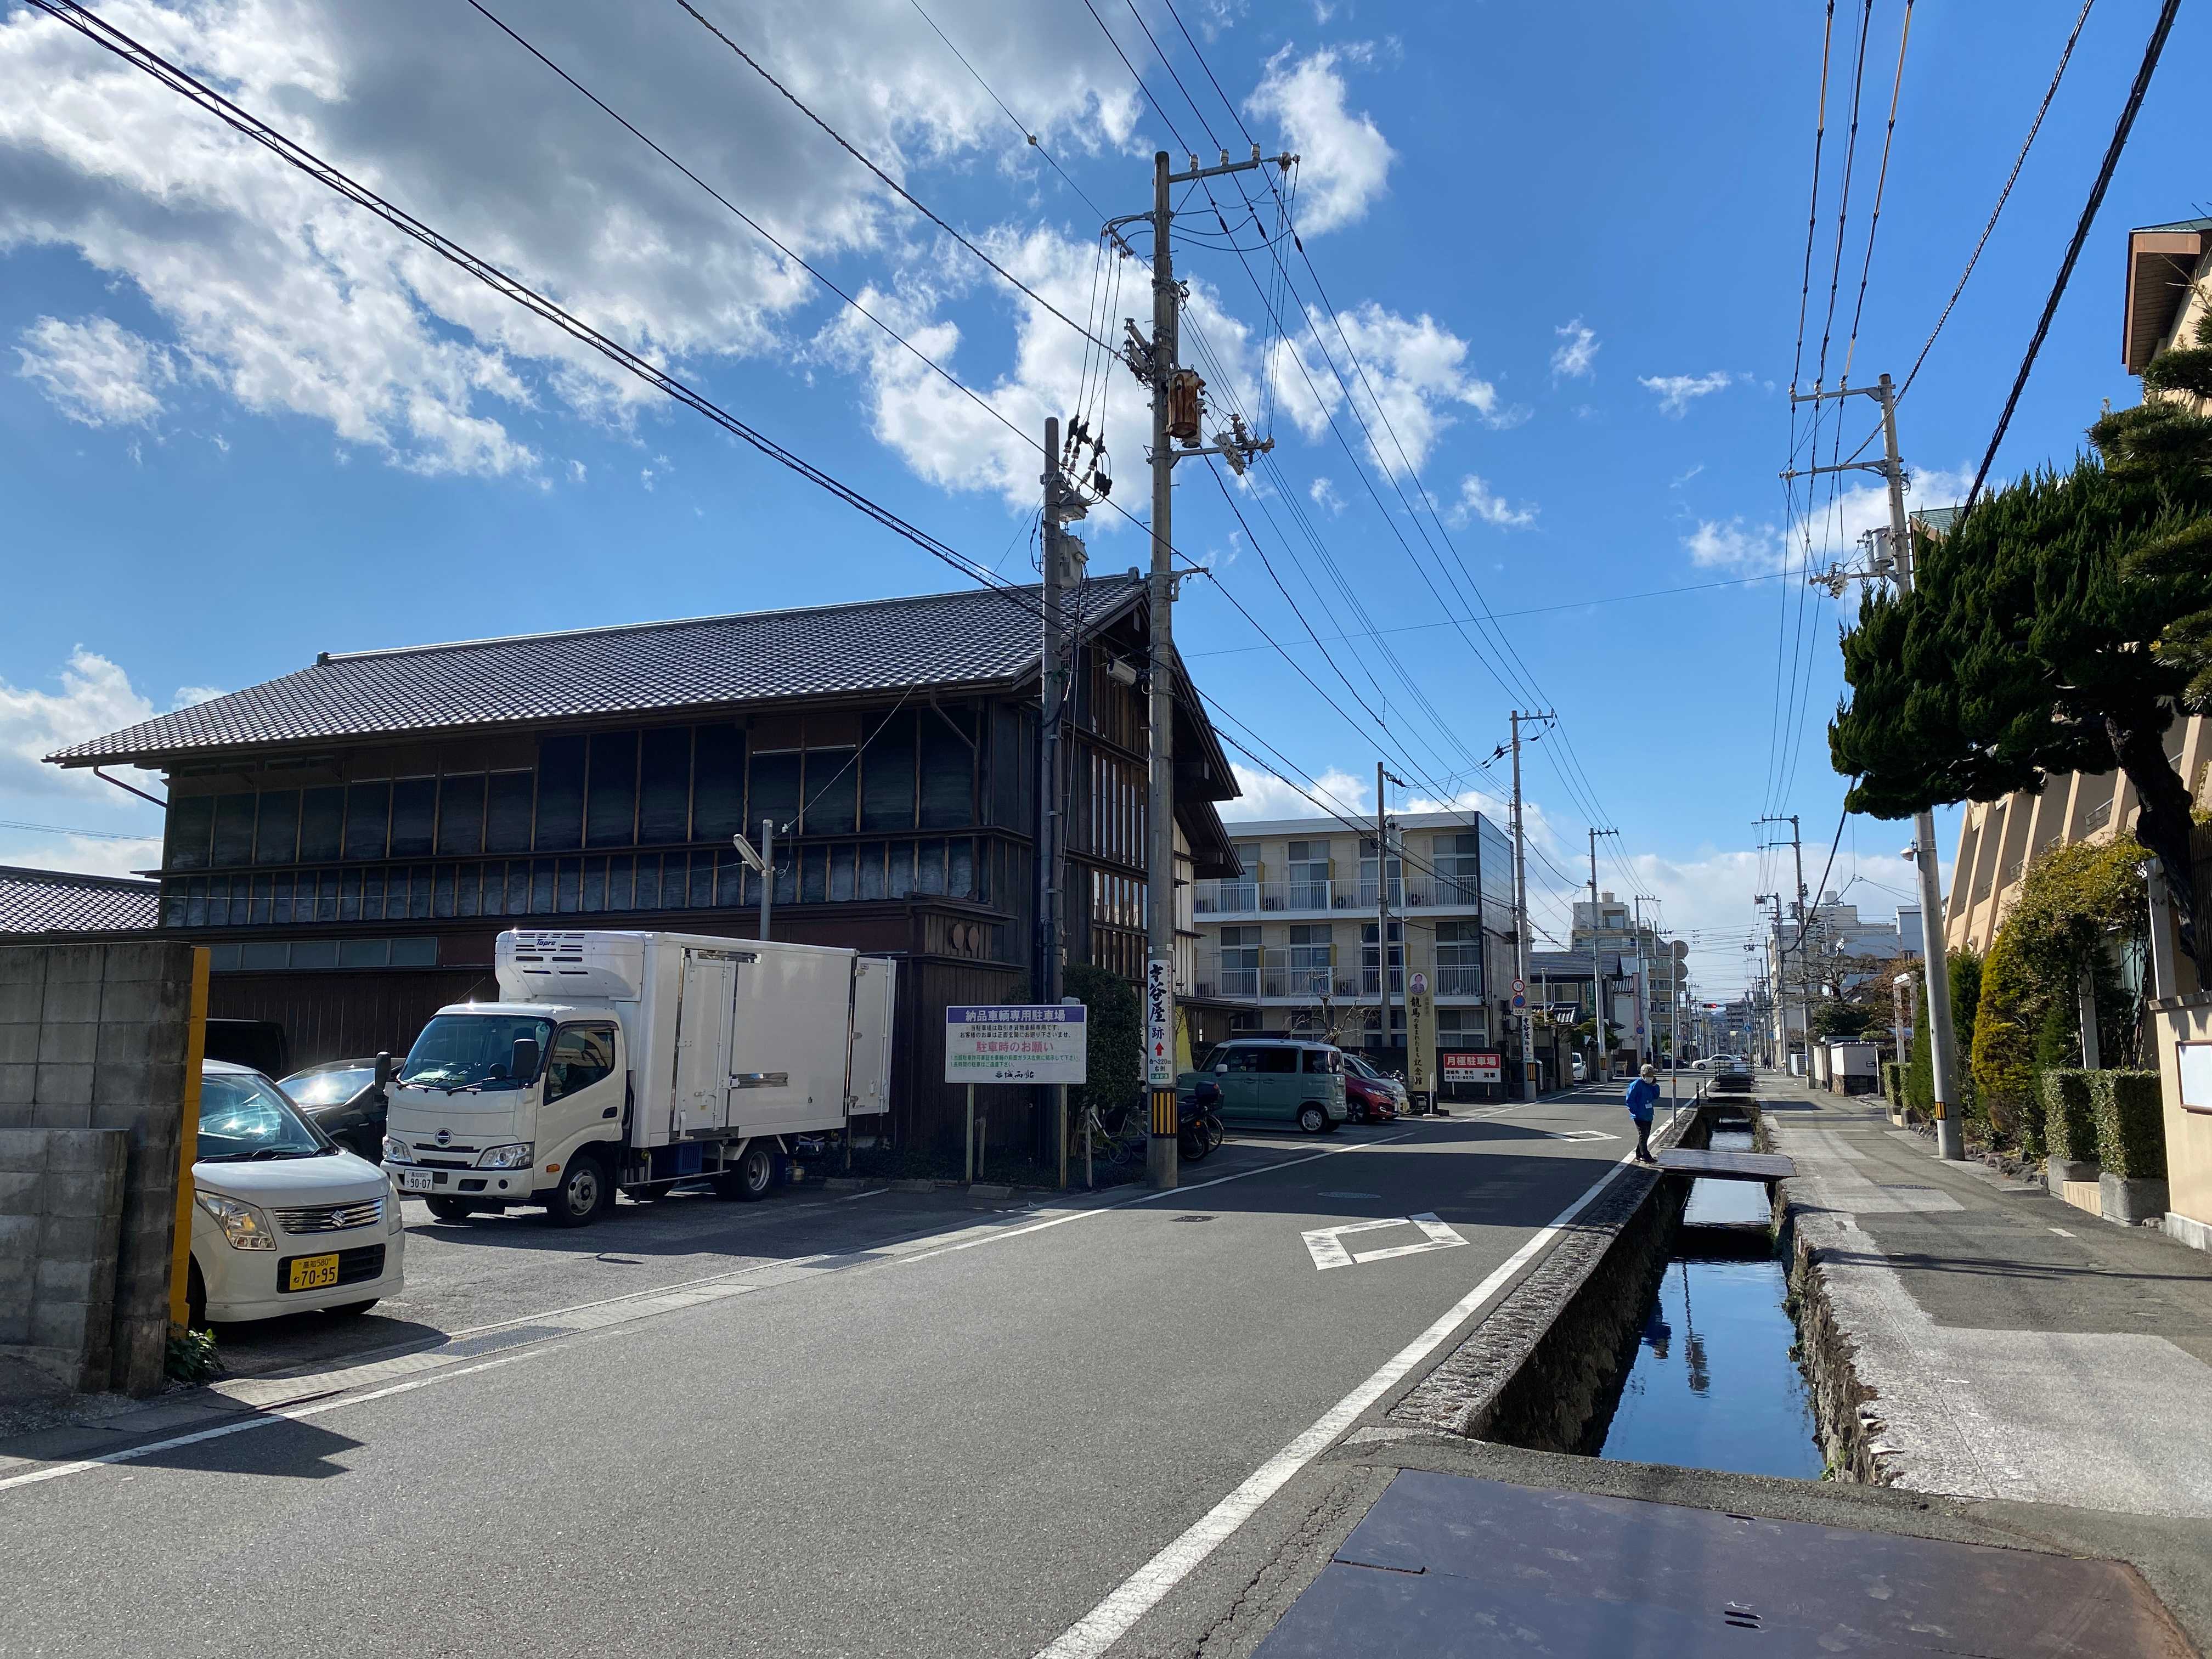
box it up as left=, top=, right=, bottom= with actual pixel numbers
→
left=1190, top=810, right=1516, bottom=1061
left=1944, top=217, right=2212, bottom=953
left=1570, top=889, right=1690, bottom=1063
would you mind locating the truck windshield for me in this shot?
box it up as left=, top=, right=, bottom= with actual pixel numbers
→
left=399, top=1014, right=554, bottom=1092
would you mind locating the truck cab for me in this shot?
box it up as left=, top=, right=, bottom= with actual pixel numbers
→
left=382, top=1001, right=630, bottom=1224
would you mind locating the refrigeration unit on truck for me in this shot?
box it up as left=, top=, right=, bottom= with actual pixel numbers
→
left=381, top=929, right=896, bottom=1225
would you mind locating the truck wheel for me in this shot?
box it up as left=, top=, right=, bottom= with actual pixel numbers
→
left=1297, top=1103, right=1328, bottom=1135
left=426, top=1197, right=477, bottom=1223
left=713, top=1143, right=777, bottom=1201
left=545, top=1153, right=611, bottom=1227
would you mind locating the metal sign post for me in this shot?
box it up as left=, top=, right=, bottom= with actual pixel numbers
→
left=945, top=1006, right=1089, bottom=1187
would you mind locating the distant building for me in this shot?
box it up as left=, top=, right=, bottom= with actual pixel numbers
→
left=1569, top=889, right=1686, bottom=1063
left=43, top=578, right=1242, bottom=1150
left=0, top=866, right=161, bottom=940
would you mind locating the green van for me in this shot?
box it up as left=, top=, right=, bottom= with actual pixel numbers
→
left=1183, top=1039, right=1349, bottom=1133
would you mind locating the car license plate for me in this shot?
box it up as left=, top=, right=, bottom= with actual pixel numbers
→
left=397, top=1168, right=433, bottom=1192
left=286, top=1254, right=341, bottom=1292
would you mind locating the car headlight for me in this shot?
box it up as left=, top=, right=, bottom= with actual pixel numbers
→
left=382, top=1135, right=412, bottom=1164
left=476, top=1142, right=534, bottom=1170
left=195, top=1192, right=276, bottom=1250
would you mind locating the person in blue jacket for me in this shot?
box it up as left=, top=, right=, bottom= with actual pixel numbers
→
left=1624, top=1062, right=1661, bottom=1163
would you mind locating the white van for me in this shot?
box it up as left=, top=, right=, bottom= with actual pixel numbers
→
left=188, top=1058, right=405, bottom=1327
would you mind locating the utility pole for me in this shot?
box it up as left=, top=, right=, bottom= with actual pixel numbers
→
left=1509, top=712, right=1551, bottom=1103
left=1039, top=415, right=1085, bottom=1183
left=1375, top=762, right=1405, bottom=1099
left=1757, top=814, right=1805, bottom=1074
left=1587, top=827, right=1612, bottom=1082
left=1635, top=894, right=1664, bottom=1071
left=1789, top=370, right=1964, bottom=1156
left=1111, top=146, right=1289, bottom=1189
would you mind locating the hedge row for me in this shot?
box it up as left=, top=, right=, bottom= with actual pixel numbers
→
left=1882, top=1060, right=1904, bottom=1109
left=2039, top=1069, right=2097, bottom=1164
left=2092, top=1070, right=2165, bottom=1180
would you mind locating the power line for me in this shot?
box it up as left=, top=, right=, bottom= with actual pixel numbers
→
left=1964, top=0, right=2181, bottom=511
left=0, top=819, right=159, bottom=842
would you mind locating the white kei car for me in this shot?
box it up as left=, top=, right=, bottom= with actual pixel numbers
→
left=188, top=1058, right=405, bottom=1327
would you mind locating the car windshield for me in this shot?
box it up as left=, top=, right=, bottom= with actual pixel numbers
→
left=198, top=1071, right=334, bottom=1162
left=281, top=1066, right=377, bottom=1107
left=399, top=1014, right=554, bottom=1091
left=1342, top=1054, right=1378, bottom=1079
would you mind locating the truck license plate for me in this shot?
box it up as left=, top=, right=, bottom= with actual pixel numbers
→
left=397, top=1169, right=434, bottom=1192
left=286, top=1254, right=341, bottom=1292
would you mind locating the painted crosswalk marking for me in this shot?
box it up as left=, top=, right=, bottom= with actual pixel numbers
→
left=1303, top=1212, right=1468, bottom=1271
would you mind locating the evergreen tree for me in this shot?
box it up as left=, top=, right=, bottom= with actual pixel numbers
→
left=1829, top=330, right=2212, bottom=977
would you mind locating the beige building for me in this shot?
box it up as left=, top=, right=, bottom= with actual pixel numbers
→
left=1945, top=218, right=2212, bottom=956
left=1190, top=810, right=1516, bottom=1062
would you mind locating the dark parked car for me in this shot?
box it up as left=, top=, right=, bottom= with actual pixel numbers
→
left=278, top=1055, right=393, bottom=1161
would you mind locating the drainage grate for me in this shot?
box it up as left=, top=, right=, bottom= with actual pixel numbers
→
left=1722, top=1604, right=1763, bottom=1630
left=1172, top=1214, right=1217, bottom=1223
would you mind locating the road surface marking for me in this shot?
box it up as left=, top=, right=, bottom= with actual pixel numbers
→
left=836, top=1187, right=890, bottom=1201
left=1303, top=1214, right=1466, bottom=1271
left=1032, top=1153, right=1633, bottom=1659
left=1555, top=1129, right=1620, bottom=1142
left=2049, top=1227, right=2075, bottom=1237
left=1314, top=1190, right=1381, bottom=1200
left=0, top=1351, right=541, bottom=1494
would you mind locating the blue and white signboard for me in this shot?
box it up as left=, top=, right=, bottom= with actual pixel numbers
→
left=945, top=1005, right=1088, bottom=1085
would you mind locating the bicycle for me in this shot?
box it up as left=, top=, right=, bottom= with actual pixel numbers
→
left=1076, top=1092, right=1149, bottom=1184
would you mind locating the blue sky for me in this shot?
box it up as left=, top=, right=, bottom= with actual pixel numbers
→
left=1, top=0, right=2200, bottom=995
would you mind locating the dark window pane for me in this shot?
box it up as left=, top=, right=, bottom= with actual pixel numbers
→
left=582, top=859, right=605, bottom=913
left=747, top=750, right=800, bottom=842
left=205, top=942, right=240, bottom=970
left=408, top=867, right=432, bottom=921
left=535, top=736, right=586, bottom=850
left=557, top=859, right=581, bottom=913
left=861, top=709, right=917, bottom=831
left=290, top=939, right=337, bottom=969
left=437, top=775, right=486, bottom=856
left=639, top=726, right=692, bottom=844
left=586, top=732, right=639, bottom=849
left=166, top=794, right=213, bottom=871
left=631, top=854, right=660, bottom=910
left=434, top=865, right=456, bottom=918
left=802, top=846, right=828, bottom=904
left=253, top=791, right=298, bottom=865
left=338, top=871, right=360, bottom=922
left=857, top=842, right=885, bottom=901
left=486, top=772, right=533, bottom=853
left=248, top=872, right=273, bottom=924
left=605, top=854, right=633, bottom=912
left=241, top=939, right=286, bottom=970
left=392, top=938, right=437, bottom=967
left=919, top=710, right=973, bottom=828
left=161, top=885, right=185, bottom=928
left=299, top=787, right=344, bottom=861
left=888, top=841, right=915, bottom=900
left=532, top=859, right=555, bottom=915
left=916, top=839, right=946, bottom=896
left=990, top=706, right=1026, bottom=827
left=211, top=793, right=257, bottom=866
left=716, top=853, right=745, bottom=907
left=455, top=864, right=479, bottom=918
left=317, top=870, right=338, bottom=922
left=830, top=843, right=856, bottom=902
left=185, top=878, right=207, bottom=929
left=692, top=724, right=747, bottom=839
left=687, top=853, right=713, bottom=909
left=343, top=783, right=390, bottom=861
left=507, top=864, right=530, bottom=917
left=391, top=779, right=436, bottom=858
left=804, top=748, right=857, bottom=836
left=947, top=838, right=973, bottom=899
left=774, top=851, right=798, bottom=907
left=339, top=939, right=388, bottom=968
left=270, top=873, right=294, bottom=926
left=362, top=867, right=386, bottom=920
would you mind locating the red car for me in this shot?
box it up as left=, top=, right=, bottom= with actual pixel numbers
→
left=1343, top=1066, right=1401, bottom=1124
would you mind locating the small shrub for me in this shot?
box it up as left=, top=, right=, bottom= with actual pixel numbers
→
left=165, top=1328, right=219, bottom=1385
left=2040, top=1069, right=2097, bottom=1165
left=1881, top=1060, right=1902, bottom=1107
left=2092, top=1070, right=2166, bottom=1180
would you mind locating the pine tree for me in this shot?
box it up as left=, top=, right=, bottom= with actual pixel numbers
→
left=1830, top=335, right=2212, bottom=978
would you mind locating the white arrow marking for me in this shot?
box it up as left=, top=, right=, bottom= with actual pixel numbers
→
left=1303, top=1212, right=1467, bottom=1271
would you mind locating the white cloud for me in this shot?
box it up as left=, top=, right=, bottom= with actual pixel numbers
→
left=1309, top=476, right=1345, bottom=515
left=1550, top=318, right=1598, bottom=381
left=567, top=459, right=586, bottom=484
left=1221, top=762, right=1370, bottom=821
left=0, top=0, right=1152, bottom=476
left=1245, top=46, right=1393, bottom=235
left=1452, top=473, right=1535, bottom=529
left=15, top=315, right=175, bottom=427
left=1685, top=517, right=1785, bottom=574
left=0, top=649, right=163, bottom=805
left=1271, top=300, right=1503, bottom=475
left=1640, top=371, right=1733, bottom=416
left=170, top=684, right=225, bottom=709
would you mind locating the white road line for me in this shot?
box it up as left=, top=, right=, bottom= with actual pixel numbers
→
left=0, top=1351, right=540, bottom=1494
left=895, top=1133, right=1420, bottom=1267
left=1032, top=1152, right=1634, bottom=1659
left=836, top=1187, right=891, bottom=1201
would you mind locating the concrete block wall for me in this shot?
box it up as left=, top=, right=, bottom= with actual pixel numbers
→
left=0, top=1127, right=128, bottom=1392
left=0, top=942, right=196, bottom=1396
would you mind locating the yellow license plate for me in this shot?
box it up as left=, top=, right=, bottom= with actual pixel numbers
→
left=286, top=1254, right=341, bottom=1292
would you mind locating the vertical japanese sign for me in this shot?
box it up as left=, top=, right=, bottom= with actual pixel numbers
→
left=1406, top=969, right=1435, bottom=1107
left=1145, top=956, right=1174, bottom=1087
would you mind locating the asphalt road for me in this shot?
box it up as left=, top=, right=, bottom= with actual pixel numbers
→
left=0, top=1085, right=1650, bottom=1659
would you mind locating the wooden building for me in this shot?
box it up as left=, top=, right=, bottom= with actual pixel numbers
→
left=46, top=576, right=1241, bottom=1152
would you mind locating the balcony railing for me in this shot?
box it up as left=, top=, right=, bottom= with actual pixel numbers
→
left=1360, top=966, right=1406, bottom=996
left=1432, top=965, right=1483, bottom=996
left=2083, top=798, right=2112, bottom=832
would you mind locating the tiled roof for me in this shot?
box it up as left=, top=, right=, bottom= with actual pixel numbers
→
left=0, top=866, right=162, bottom=935
left=48, top=576, right=1148, bottom=766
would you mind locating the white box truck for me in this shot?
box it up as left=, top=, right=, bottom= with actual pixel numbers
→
left=381, top=929, right=896, bottom=1225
